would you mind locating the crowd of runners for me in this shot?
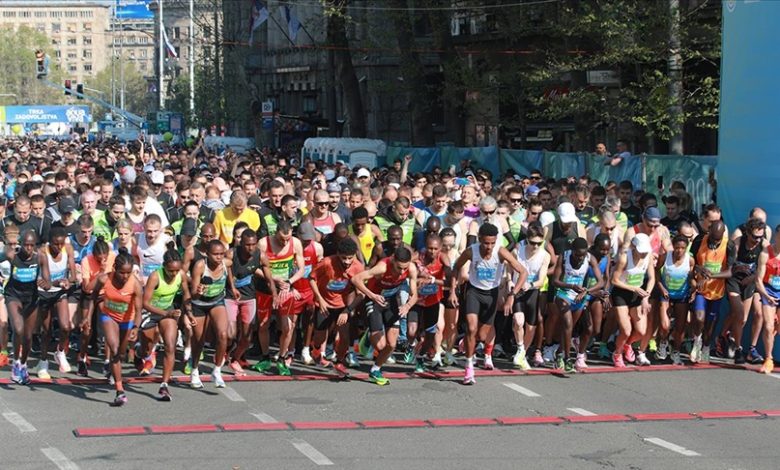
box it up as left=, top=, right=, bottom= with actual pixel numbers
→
left=0, top=136, right=776, bottom=406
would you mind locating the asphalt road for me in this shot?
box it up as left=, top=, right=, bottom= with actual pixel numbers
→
left=1, top=357, right=779, bottom=470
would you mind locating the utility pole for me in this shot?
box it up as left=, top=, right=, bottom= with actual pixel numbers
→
left=189, top=0, right=195, bottom=116
left=159, top=0, right=165, bottom=110
left=668, top=0, right=683, bottom=155
left=120, top=12, right=125, bottom=114
left=111, top=8, right=116, bottom=108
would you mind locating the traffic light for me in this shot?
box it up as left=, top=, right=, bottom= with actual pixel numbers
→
left=64, top=79, right=72, bottom=96
left=76, top=83, right=84, bottom=99
left=35, top=49, right=48, bottom=79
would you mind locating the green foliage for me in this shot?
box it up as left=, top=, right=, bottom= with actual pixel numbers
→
left=0, top=26, right=65, bottom=106
left=89, top=59, right=150, bottom=120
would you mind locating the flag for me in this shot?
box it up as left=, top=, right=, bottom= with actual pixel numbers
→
left=248, top=0, right=269, bottom=45
left=279, top=5, right=302, bottom=43
left=162, top=25, right=178, bottom=59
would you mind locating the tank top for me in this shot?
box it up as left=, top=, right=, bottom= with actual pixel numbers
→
left=634, top=223, right=663, bottom=256
left=231, top=249, right=260, bottom=300
left=585, top=255, right=609, bottom=290
left=734, top=236, right=762, bottom=281
left=367, top=257, right=409, bottom=298
left=556, top=251, right=591, bottom=302
left=127, top=212, right=145, bottom=235
left=417, top=251, right=444, bottom=307
left=137, top=234, right=167, bottom=282
left=696, top=235, right=728, bottom=300
left=7, top=252, right=39, bottom=297
left=150, top=268, right=182, bottom=311
left=69, top=234, right=95, bottom=264
left=441, top=217, right=464, bottom=252
left=620, top=250, right=649, bottom=288
left=103, top=274, right=137, bottom=323
left=265, top=237, right=295, bottom=282
left=662, top=251, right=691, bottom=300
left=350, top=224, right=376, bottom=265
left=762, top=246, right=780, bottom=291
left=193, top=261, right=227, bottom=305
left=515, top=242, right=546, bottom=288
left=40, top=246, right=69, bottom=293
left=468, top=243, right=504, bottom=290
left=294, top=241, right=318, bottom=292
left=312, top=212, right=337, bottom=236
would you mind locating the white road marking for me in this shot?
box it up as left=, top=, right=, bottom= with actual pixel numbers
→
left=644, top=437, right=701, bottom=457
left=41, top=447, right=80, bottom=470
left=291, top=439, right=334, bottom=466
left=502, top=383, right=541, bottom=397
left=769, top=373, right=780, bottom=380
left=250, top=411, right=278, bottom=423
left=3, top=411, right=37, bottom=433
left=220, top=387, right=246, bottom=402
left=567, top=408, right=597, bottom=416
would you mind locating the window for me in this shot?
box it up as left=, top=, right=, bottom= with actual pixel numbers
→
left=19, top=11, right=31, bottom=18
left=67, top=51, right=77, bottom=59
left=51, top=38, right=59, bottom=45
left=83, top=36, right=91, bottom=45
left=81, top=11, right=93, bottom=19
left=173, top=27, right=180, bottom=40
left=67, top=37, right=77, bottom=46
left=2, top=12, right=16, bottom=18
left=54, top=50, right=61, bottom=58
left=68, top=64, right=77, bottom=72
left=140, top=36, right=148, bottom=44
left=84, top=64, right=92, bottom=73
left=303, top=96, right=317, bottom=114
left=65, top=11, right=78, bottom=18
left=140, top=62, right=147, bottom=71
left=82, top=22, right=91, bottom=31
left=50, top=11, right=63, bottom=18
left=66, top=23, right=76, bottom=33
left=140, top=49, right=147, bottom=58
left=35, top=12, right=46, bottom=18
left=51, top=23, right=61, bottom=32
left=83, top=50, right=91, bottom=59
left=36, top=23, right=46, bottom=32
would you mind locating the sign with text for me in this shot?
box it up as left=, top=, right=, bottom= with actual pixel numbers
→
left=0, top=105, right=92, bottom=124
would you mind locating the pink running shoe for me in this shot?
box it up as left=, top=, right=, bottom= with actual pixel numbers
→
left=612, top=352, right=626, bottom=368
left=463, top=365, right=475, bottom=385
left=228, top=360, right=246, bottom=376
left=532, top=349, right=544, bottom=367
left=575, top=353, right=588, bottom=370
left=623, top=344, right=636, bottom=363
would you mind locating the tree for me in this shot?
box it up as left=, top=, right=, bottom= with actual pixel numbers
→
left=90, top=59, right=150, bottom=120
left=0, top=26, right=65, bottom=106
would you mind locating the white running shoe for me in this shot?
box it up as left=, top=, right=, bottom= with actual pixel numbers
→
left=301, top=347, right=314, bottom=365
left=671, top=350, right=683, bottom=365
left=212, top=367, right=225, bottom=388
left=483, top=355, right=494, bottom=370
left=636, top=352, right=651, bottom=366
left=55, top=350, right=71, bottom=373
left=36, top=360, right=51, bottom=379
left=190, top=370, right=204, bottom=389
left=183, top=346, right=192, bottom=363
left=443, top=351, right=457, bottom=366
left=690, top=336, right=703, bottom=363
left=575, top=352, right=588, bottom=370
left=655, top=340, right=669, bottom=361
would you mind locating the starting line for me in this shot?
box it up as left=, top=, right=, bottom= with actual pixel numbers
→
left=73, top=408, right=780, bottom=438
left=2, top=362, right=755, bottom=386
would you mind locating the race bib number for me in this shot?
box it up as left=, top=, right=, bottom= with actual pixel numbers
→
left=704, top=260, right=722, bottom=275
left=419, top=283, right=438, bottom=296
left=13, top=266, right=36, bottom=283
left=234, top=275, right=252, bottom=288
left=316, top=225, right=333, bottom=235
left=106, top=300, right=128, bottom=313
left=769, top=275, right=780, bottom=291
left=381, top=285, right=401, bottom=298
left=50, top=270, right=66, bottom=281
left=142, top=263, right=161, bottom=277
left=476, top=266, right=496, bottom=282
left=627, top=272, right=644, bottom=287
left=326, top=279, right=348, bottom=292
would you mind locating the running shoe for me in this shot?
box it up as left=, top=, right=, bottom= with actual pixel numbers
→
left=563, top=358, right=576, bottom=374
left=358, top=331, right=372, bottom=358
left=190, top=370, right=204, bottom=389
left=54, top=349, right=71, bottom=374
left=542, top=345, right=554, bottom=363
left=369, top=369, right=389, bottom=386
left=250, top=358, right=272, bottom=373
left=334, top=362, right=349, bottom=379
left=714, top=335, right=726, bottom=358
left=19, top=364, right=30, bottom=385
left=690, top=336, right=703, bottom=363
left=612, top=352, right=626, bottom=368
left=301, top=347, right=314, bottom=365
left=414, top=358, right=426, bottom=373
left=77, top=359, right=89, bottom=377
left=212, top=368, right=226, bottom=387
left=140, top=354, right=156, bottom=376
left=158, top=383, right=172, bottom=402
left=36, top=360, right=51, bottom=380
left=0, top=351, right=9, bottom=368
left=532, top=349, right=544, bottom=367
left=430, top=354, right=443, bottom=370
left=727, top=336, right=737, bottom=359
left=554, top=354, right=565, bottom=371
left=636, top=352, right=651, bottom=366
left=483, top=355, right=494, bottom=370
left=517, top=352, right=531, bottom=371
left=403, top=349, right=415, bottom=365
left=598, top=343, right=610, bottom=359
left=443, top=351, right=457, bottom=367
left=748, top=347, right=764, bottom=364
left=575, top=352, right=588, bottom=370
left=102, top=360, right=110, bottom=378
left=759, top=358, right=774, bottom=375
left=386, top=355, right=396, bottom=365
left=734, top=348, right=746, bottom=365
left=183, top=358, right=193, bottom=375
left=493, top=344, right=506, bottom=359
left=228, top=360, right=246, bottom=377
left=183, top=346, right=192, bottom=363
left=648, top=338, right=657, bottom=353
left=623, top=344, right=636, bottom=363
left=346, top=351, right=360, bottom=368
left=10, top=360, right=22, bottom=384
left=512, top=349, right=524, bottom=368
left=276, top=361, right=292, bottom=376
left=113, top=392, right=128, bottom=407
left=701, top=345, right=711, bottom=364
left=670, top=350, right=683, bottom=366
left=655, top=340, right=669, bottom=361
left=462, top=364, right=475, bottom=385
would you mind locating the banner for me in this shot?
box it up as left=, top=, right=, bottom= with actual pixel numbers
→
left=0, top=105, right=91, bottom=124
left=587, top=154, right=642, bottom=190
left=644, top=155, right=717, bottom=215
left=499, top=149, right=543, bottom=178
left=543, top=152, right=585, bottom=181
left=385, top=147, right=440, bottom=173
left=440, top=146, right=500, bottom=179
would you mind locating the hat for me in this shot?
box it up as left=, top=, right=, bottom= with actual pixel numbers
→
left=150, top=170, right=165, bottom=185
left=632, top=233, right=652, bottom=254
left=340, top=184, right=351, bottom=193
left=336, top=176, right=348, bottom=186
left=181, top=218, right=198, bottom=237
left=323, top=169, right=336, bottom=181
left=539, top=211, right=556, bottom=227
left=297, top=222, right=317, bottom=241
left=525, top=185, right=540, bottom=197
left=326, top=182, right=341, bottom=194
left=248, top=195, right=263, bottom=208
left=557, top=202, right=578, bottom=224
left=356, top=168, right=371, bottom=179
left=120, top=166, right=137, bottom=184
left=58, top=197, right=77, bottom=214
left=143, top=164, right=155, bottom=174
left=464, top=170, right=475, bottom=178
left=32, top=174, right=44, bottom=183
left=644, top=206, right=662, bottom=221
left=17, top=171, right=31, bottom=180
left=336, top=159, right=347, bottom=166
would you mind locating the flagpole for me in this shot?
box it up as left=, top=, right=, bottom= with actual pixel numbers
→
left=189, top=0, right=194, bottom=116
left=159, top=0, right=165, bottom=110
left=269, top=10, right=296, bottom=47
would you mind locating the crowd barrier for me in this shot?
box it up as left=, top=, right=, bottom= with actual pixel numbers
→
left=386, top=146, right=717, bottom=213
